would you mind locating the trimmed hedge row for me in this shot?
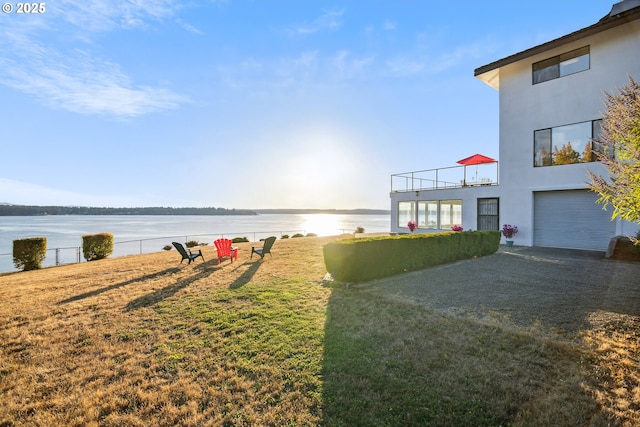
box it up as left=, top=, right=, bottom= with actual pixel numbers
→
left=82, top=233, right=114, bottom=261
left=13, top=237, right=47, bottom=271
left=323, top=231, right=501, bottom=283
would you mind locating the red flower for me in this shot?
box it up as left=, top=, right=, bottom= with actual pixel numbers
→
left=502, top=224, right=518, bottom=238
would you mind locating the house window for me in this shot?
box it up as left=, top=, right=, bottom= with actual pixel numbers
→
left=592, top=119, right=615, bottom=160
left=439, top=200, right=462, bottom=229
left=477, top=198, right=499, bottom=231
left=417, top=201, right=438, bottom=229
left=398, top=201, right=415, bottom=228
left=534, top=119, right=602, bottom=167
left=533, top=46, right=589, bottom=84
left=399, top=199, right=462, bottom=230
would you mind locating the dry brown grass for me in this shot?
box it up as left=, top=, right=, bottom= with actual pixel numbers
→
left=0, top=235, right=638, bottom=426
left=0, top=237, right=337, bottom=426
left=581, top=311, right=640, bottom=426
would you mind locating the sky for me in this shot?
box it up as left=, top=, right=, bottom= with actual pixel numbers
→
left=0, top=0, right=617, bottom=210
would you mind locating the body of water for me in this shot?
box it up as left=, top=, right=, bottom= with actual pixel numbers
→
left=0, top=214, right=390, bottom=273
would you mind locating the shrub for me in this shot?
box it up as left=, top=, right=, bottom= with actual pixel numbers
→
left=13, top=237, right=47, bottom=271
left=281, top=235, right=290, bottom=239
left=306, top=233, right=318, bottom=237
left=291, top=233, right=304, bottom=238
left=324, top=231, right=500, bottom=283
left=82, top=233, right=114, bottom=261
left=163, top=245, right=173, bottom=251
left=232, top=237, right=249, bottom=243
left=355, top=226, right=365, bottom=234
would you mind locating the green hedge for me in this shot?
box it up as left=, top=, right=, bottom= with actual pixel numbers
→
left=82, top=233, right=114, bottom=261
left=323, top=231, right=500, bottom=283
left=13, top=237, right=47, bottom=271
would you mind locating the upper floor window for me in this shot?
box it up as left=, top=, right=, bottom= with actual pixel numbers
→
left=534, top=119, right=603, bottom=167
left=532, top=46, right=590, bottom=84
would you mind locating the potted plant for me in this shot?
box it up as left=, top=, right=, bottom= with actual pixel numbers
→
left=451, top=225, right=463, bottom=232
left=407, top=220, right=417, bottom=233
left=502, top=224, right=518, bottom=247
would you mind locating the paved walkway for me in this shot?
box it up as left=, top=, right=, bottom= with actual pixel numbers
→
left=358, top=246, right=640, bottom=338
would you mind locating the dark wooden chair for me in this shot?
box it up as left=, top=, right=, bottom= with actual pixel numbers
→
left=251, top=236, right=276, bottom=259
left=172, top=242, right=204, bottom=264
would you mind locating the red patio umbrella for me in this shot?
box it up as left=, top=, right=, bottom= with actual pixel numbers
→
left=456, top=153, right=496, bottom=165
left=457, top=153, right=496, bottom=184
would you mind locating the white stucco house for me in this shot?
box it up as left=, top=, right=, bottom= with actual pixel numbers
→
left=390, top=0, right=640, bottom=251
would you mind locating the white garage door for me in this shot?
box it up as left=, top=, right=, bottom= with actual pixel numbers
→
left=534, top=190, right=616, bottom=251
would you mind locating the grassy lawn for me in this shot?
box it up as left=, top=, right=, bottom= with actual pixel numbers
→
left=0, top=235, right=637, bottom=426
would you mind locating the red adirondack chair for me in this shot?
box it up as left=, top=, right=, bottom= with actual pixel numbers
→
left=214, top=238, right=238, bottom=264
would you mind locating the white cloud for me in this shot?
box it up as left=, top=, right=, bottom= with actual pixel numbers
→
left=331, top=50, right=375, bottom=80
left=0, top=0, right=189, bottom=117
left=385, top=57, right=427, bottom=76
left=287, top=9, right=344, bottom=35
left=382, top=20, right=396, bottom=31
left=56, top=0, right=181, bottom=32
left=0, top=178, right=136, bottom=207
left=385, top=39, right=493, bottom=77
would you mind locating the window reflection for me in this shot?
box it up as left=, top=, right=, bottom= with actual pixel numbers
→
left=533, top=46, right=589, bottom=84
left=534, top=120, right=602, bottom=167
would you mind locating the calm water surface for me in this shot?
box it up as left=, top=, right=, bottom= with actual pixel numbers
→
left=0, top=214, right=390, bottom=272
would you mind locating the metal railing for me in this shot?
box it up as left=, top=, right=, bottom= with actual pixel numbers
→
left=391, top=162, right=499, bottom=193
left=0, top=227, right=364, bottom=273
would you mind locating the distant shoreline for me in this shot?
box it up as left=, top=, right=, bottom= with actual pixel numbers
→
left=0, top=205, right=257, bottom=216
left=254, top=209, right=390, bottom=215
left=0, top=204, right=390, bottom=216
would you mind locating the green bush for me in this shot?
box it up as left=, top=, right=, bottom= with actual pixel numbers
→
left=13, top=237, right=47, bottom=271
left=355, top=226, right=365, bottom=234
left=323, top=231, right=500, bottom=283
left=232, top=237, right=249, bottom=243
left=291, top=233, right=304, bottom=238
left=82, top=233, right=114, bottom=261
left=306, top=233, right=318, bottom=237
left=281, top=235, right=290, bottom=239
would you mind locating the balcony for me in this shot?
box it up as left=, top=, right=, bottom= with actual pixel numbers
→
left=391, top=162, right=499, bottom=193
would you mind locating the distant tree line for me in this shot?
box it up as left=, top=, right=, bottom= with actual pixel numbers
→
left=0, top=205, right=257, bottom=216
left=254, top=208, right=390, bottom=215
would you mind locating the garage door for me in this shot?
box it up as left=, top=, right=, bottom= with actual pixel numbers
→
left=534, top=190, right=616, bottom=251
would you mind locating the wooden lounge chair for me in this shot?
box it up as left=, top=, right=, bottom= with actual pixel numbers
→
left=214, top=238, right=238, bottom=264
left=251, top=236, right=276, bottom=259
left=172, top=242, right=204, bottom=264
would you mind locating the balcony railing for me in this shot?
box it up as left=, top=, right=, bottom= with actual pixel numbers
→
left=391, top=162, right=499, bottom=193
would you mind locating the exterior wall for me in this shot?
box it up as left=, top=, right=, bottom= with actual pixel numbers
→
left=390, top=17, right=640, bottom=247
left=389, top=185, right=500, bottom=234
left=497, top=23, right=640, bottom=246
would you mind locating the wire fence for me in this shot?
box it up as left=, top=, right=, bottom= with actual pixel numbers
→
left=0, top=228, right=360, bottom=273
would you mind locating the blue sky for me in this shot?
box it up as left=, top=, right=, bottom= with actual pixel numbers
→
left=0, top=0, right=615, bottom=210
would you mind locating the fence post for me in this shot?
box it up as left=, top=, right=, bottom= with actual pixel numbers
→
left=77, top=247, right=81, bottom=264
left=56, top=248, right=60, bottom=266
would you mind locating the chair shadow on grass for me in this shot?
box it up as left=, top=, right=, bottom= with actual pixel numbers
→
left=229, top=259, right=263, bottom=290
left=58, top=267, right=181, bottom=305
left=125, top=259, right=220, bottom=310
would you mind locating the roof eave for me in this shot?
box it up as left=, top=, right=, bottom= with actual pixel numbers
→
left=474, top=6, right=640, bottom=89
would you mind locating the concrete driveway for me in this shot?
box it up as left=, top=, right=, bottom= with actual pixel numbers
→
left=357, top=246, right=640, bottom=338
